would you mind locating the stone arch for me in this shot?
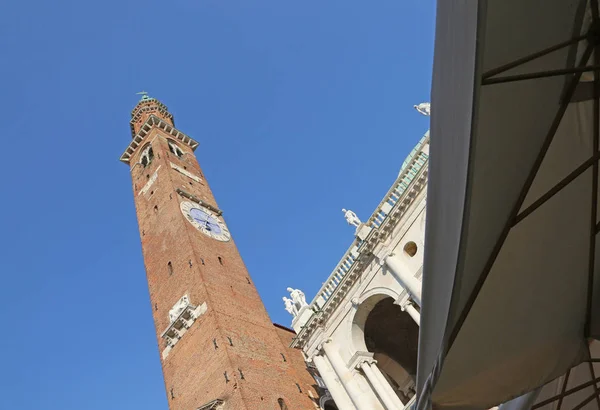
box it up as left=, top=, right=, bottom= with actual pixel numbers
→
left=168, top=138, right=184, bottom=158
left=319, top=392, right=338, bottom=410
left=351, top=293, right=419, bottom=404
left=357, top=287, right=400, bottom=305
left=138, top=143, right=154, bottom=167
left=351, top=292, right=397, bottom=353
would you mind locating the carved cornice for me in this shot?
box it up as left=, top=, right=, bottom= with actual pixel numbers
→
left=120, top=115, right=199, bottom=164
left=348, top=351, right=376, bottom=370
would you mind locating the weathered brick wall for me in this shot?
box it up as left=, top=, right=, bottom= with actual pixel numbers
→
left=127, top=101, right=321, bottom=410
left=273, top=324, right=322, bottom=408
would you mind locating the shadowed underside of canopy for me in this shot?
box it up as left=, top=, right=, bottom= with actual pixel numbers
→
left=417, top=1, right=600, bottom=409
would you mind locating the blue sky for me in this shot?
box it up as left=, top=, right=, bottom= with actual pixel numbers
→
left=0, top=0, right=435, bottom=408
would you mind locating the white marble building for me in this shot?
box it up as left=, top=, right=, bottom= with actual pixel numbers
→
left=284, top=125, right=430, bottom=410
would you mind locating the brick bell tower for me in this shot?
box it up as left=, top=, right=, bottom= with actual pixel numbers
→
left=120, top=94, right=321, bottom=410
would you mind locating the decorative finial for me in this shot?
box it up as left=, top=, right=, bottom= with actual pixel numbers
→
left=136, top=90, right=150, bottom=101
left=414, top=102, right=431, bottom=116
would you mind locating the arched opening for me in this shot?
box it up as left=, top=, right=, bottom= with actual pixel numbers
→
left=168, top=139, right=184, bottom=158
left=323, top=400, right=338, bottom=410
left=403, top=241, right=418, bottom=257
left=140, top=144, right=154, bottom=167
left=277, top=398, right=288, bottom=410
left=353, top=295, right=418, bottom=405
left=319, top=394, right=339, bottom=410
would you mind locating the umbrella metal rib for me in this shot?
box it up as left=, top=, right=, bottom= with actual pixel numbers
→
left=586, top=36, right=600, bottom=409
left=588, top=359, right=600, bottom=409
left=447, top=42, right=595, bottom=353
left=586, top=34, right=600, bottom=342
left=482, top=66, right=600, bottom=85
left=514, top=153, right=600, bottom=225
left=557, top=369, right=572, bottom=410
left=572, top=391, right=600, bottom=410
left=532, top=375, right=600, bottom=409
left=482, top=35, right=588, bottom=80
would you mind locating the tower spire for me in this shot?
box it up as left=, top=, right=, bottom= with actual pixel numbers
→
left=136, top=90, right=150, bottom=101
left=129, top=93, right=174, bottom=137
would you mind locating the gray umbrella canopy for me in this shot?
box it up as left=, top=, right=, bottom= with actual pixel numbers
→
left=417, top=1, right=600, bottom=409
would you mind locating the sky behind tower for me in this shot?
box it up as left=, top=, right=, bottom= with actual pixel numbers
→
left=0, top=1, right=435, bottom=408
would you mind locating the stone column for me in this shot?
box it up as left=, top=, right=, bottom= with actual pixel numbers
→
left=322, top=340, right=372, bottom=410
left=312, top=354, right=355, bottom=410
left=383, top=254, right=422, bottom=306
left=401, top=300, right=420, bottom=326
left=370, top=362, right=406, bottom=410
left=359, top=360, right=400, bottom=410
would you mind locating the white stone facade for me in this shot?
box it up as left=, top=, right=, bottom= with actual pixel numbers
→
left=287, top=132, right=430, bottom=410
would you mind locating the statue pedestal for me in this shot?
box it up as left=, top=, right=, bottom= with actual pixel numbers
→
left=292, top=305, right=313, bottom=333
left=355, top=224, right=372, bottom=241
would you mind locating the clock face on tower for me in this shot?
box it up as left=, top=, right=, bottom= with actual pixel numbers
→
left=180, top=201, right=231, bottom=242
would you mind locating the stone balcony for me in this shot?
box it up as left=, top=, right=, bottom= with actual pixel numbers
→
left=161, top=296, right=207, bottom=359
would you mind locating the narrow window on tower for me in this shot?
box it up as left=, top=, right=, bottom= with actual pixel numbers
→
left=168, top=139, right=184, bottom=158
left=140, top=144, right=154, bottom=168
left=278, top=398, right=289, bottom=410
left=218, top=256, right=223, bottom=265
left=167, top=261, right=173, bottom=276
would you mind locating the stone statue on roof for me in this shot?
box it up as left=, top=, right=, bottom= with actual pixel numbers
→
left=414, top=102, right=431, bottom=116
left=283, top=296, right=297, bottom=316
left=342, top=209, right=362, bottom=228
left=287, top=287, right=307, bottom=312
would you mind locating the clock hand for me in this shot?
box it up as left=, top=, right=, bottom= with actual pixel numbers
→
left=194, top=216, right=210, bottom=229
